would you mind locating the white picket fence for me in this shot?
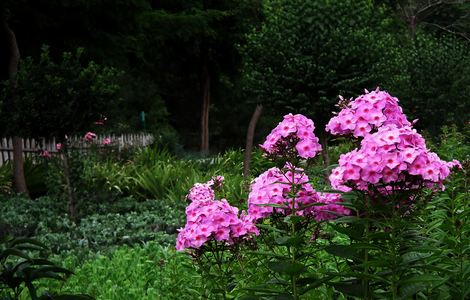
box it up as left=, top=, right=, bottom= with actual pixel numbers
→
left=0, top=133, right=154, bottom=166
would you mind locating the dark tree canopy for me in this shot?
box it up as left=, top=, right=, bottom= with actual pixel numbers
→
left=0, top=0, right=468, bottom=149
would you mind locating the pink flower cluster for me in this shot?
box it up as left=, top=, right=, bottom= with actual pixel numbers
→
left=314, top=193, right=351, bottom=222
left=186, top=183, right=215, bottom=202
left=39, top=150, right=51, bottom=158
left=176, top=198, right=258, bottom=251
left=260, top=113, right=322, bottom=159
left=326, top=88, right=411, bottom=137
left=247, top=165, right=317, bottom=220
left=329, top=125, right=460, bottom=192
left=186, top=176, right=224, bottom=202
left=247, top=165, right=349, bottom=221
left=84, top=132, right=97, bottom=141
left=103, top=137, right=112, bottom=145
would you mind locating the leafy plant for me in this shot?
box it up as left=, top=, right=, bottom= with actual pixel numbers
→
left=422, top=170, right=469, bottom=299
left=0, top=163, right=12, bottom=196
left=41, top=243, right=200, bottom=300
left=0, top=236, right=92, bottom=300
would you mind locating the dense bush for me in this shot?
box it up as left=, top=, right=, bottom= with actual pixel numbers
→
left=0, top=196, right=181, bottom=257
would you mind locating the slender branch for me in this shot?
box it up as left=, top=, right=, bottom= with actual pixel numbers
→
left=422, top=21, right=470, bottom=41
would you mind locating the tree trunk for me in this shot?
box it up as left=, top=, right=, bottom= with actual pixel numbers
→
left=409, top=15, right=417, bottom=40
left=243, top=104, right=263, bottom=180
left=3, top=17, right=28, bottom=195
left=200, top=62, right=210, bottom=155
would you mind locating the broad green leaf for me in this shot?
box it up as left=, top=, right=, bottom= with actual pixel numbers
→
left=10, top=238, right=46, bottom=249
left=274, top=236, right=303, bottom=247
left=399, top=282, right=428, bottom=299
left=257, top=203, right=287, bottom=209
left=256, top=224, right=286, bottom=233
left=268, top=261, right=307, bottom=276
left=0, top=248, right=30, bottom=261
left=400, top=252, right=432, bottom=264
left=398, top=274, right=447, bottom=286
left=245, top=251, right=285, bottom=258
left=324, top=245, right=362, bottom=260
left=329, top=281, right=364, bottom=297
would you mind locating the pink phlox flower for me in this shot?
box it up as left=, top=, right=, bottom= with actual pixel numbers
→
left=103, top=137, right=111, bottom=145
left=361, top=168, right=381, bottom=184
left=186, top=183, right=215, bottom=202
left=314, top=193, right=350, bottom=222
left=39, top=150, right=51, bottom=158
left=247, top=165, right=318, bottom=220
left=176, top=198, right=259, bottom=251
left=84, top=132, right=97, bottom=141
left=343, top=165, right=361, bottom=181
left=353, top=122, right=372, bottom=137
left=446, top=159, right=462, bottom=170
left=326, top=88, right=411, bottom=138
left=260, top=113, right=322, bottom=159
left=382, top=167, right=399, bottom=183
left=384, top=152, right=400, bottom=169
left=330, top=125, right=458, bottom=194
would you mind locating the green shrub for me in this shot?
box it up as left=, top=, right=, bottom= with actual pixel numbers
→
left=434, top=125, right=470, bottom=162
left=0, top=162, right=12, bottom=195
left=42, top=243, right=200, bottom=300
left=421, top=170, right=469, bottom=299
left=1, top=236, right=92, bottom=300
left=0, top=196, right=183, bottom=256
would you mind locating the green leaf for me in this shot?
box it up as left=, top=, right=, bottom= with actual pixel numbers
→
left=273, top=294, right=294, bottom=300
left=256, top=224, right=286, bottom=233
left=243, top=286, right=281, bottom=294
left=333, top=216, right=370, bottom=224
left=268, top=261, right=306, bottom=276
left=299, top=275, right=335, bottom=294
left=10, top=238, right=46, bottom=249
left=324, top=245, right=362, bottom=260
left=238, top=296, right=259, bottom=300
left=330, top=281, right=363, bottom=297
left=328, top=223, right=363, bottom=240
left=399, top=282, right=428, bottom=299
left=245, top=251, right=285, bottom=258
left=297, top=202, right=326, bottom=210
left=400, top=252, right=432, bottom=264
left=257, top=203, right=287, bottom=209
left=0, top=248, right=30, bottom=261
left=274, top=236, right=303, bottom=247
left=47, top=295, right=94, bottom=300
left=398, top=274, right=446, bottom=286
left=283, top=215, right=303, bottom=224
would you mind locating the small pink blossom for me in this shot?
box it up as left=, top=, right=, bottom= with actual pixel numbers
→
left=103, top=137, right=111, bottom=145
left=326, top=88, right=411, bottom=137
left=260, top=114, right=322, bottom=159
left=39, top=150, right=51, bottom=158
left=84, top=132, right=97, bottom=141
left=176, top=198, right=258, bottom=251
left=329, top=125, right=460, bottom=194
